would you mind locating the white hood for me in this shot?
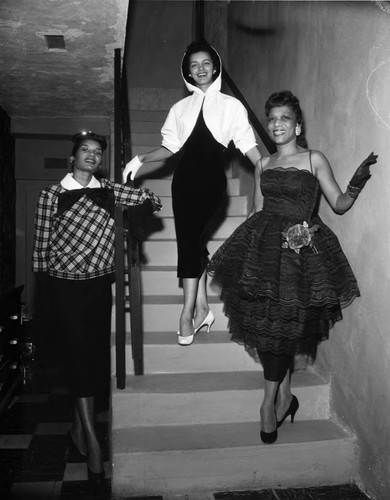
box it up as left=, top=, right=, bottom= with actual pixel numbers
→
left=180, top=44, right=222, bottom=96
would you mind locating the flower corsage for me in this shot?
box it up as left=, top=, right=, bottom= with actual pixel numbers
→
left=282, top=221, right=319, bottom=254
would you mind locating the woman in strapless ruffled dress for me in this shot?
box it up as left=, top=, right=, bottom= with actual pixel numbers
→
left=208, top=90, right=378, bottom=444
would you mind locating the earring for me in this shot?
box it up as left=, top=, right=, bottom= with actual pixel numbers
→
left=296, top=126, right=302, bottom=136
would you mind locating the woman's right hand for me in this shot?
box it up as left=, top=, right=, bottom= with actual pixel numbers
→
left=122, top=155, right=143, bottom=183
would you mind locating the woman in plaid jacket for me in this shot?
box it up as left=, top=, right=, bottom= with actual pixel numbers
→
left=32, top=131, right=161, bottom=483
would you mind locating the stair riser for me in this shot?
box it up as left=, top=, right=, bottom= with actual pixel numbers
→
left=157, top=195, right=248, bottom=217
left=131, top=132, right=162, bottom=147
left=147, top=216, right=245, bottom=240
left=130, top=109, right=170, bottom=122
left=111, top=342, right=260, bottom=374
left=113, top=303, right=227, bottom=332
left=112, top=386, right=330, bottom=428
left=141, top=240, right=222, bottom=266
left=138, top=178, right=240, bottom=197
left=111, top=440, right=356, bottom=496
left=140, top=270, right=219, bottom=296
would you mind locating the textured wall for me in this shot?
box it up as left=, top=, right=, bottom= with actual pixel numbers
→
left=125, top=0, right=192, bottom=110
left=217, top=1, right=390, bottom=498
left=0, top=0, right=128, bottom=118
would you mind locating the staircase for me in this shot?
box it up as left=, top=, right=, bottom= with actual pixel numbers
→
left=110, top=109, right=358, bottom=498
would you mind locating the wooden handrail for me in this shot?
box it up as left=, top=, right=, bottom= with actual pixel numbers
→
left=114, top=46, right=144, bottom=386
left=222, top=68, right=276, bottom=155
left=114, top=206, right=126, bottom=389
left=114, top=49, right=122, bottom=184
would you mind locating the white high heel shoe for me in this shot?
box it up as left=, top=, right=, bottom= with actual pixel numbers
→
left=177, top=310, right=215, bottom=346
left=194, top=310, right=215, bottom=334
left=177, top=330, right=195, bottom=346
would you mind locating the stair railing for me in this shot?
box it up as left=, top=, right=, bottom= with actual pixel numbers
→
left=114, top=47, right=144, bottom=388
left=221, top=68, right=276, bottom=155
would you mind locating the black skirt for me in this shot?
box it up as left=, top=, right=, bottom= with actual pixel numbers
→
left=46, top=274, right=113, bottom=398
left=172, top=109, right=227, bottom=278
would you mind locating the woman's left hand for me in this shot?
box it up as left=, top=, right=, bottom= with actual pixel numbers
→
left=350, top=152, right=378, bottom=189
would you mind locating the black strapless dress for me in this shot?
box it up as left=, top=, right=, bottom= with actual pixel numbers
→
left=207, top=167, right=360, bottom=357
left=172, top=108, right=227, bottom=278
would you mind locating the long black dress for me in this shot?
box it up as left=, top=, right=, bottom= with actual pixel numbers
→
left=207, top=160, right=360, bottom=358
left=172, top=108, right=227, bottom=278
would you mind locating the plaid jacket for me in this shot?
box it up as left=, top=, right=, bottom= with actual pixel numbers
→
left=32, top=177, right=161, bottom=280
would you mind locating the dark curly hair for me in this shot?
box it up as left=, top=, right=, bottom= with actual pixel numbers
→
left=265, top=90, right=307, bottom=147
left=71, top=131, right=107, bottom=156
left=181, top=40, right=221, bottom=84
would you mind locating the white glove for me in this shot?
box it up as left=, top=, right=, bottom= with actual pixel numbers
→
left=122, top=155, right=143, bottom=183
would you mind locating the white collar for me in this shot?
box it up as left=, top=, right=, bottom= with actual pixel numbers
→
left=60, top=173, right=101, bottom=190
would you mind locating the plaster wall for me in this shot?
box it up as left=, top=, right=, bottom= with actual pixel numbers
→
left=125, top=0, right=192, bottom=110
left=207, top=1, right=390, bottom=497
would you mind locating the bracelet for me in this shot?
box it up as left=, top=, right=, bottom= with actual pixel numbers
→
left=346, top=183, right=361, bottom=199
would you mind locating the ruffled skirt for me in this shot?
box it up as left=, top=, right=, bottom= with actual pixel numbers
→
left=207, top=211, right=360, bottom=356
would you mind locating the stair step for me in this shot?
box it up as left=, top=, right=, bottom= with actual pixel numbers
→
left=111, top=420, right=356, bottom=496
left=130, top=109, right=169, bottom=122
left=112, top=370, right=330, bottom=428
left=128, top=159, right=236, bottom=181
left=142, top=240, right=223, bottom=266
left=111, top=331, right=262, bottom=374
left=138, top=178, right=241, bottom=197
left=121, top=301, right=227, bottom=333
left=130, top=120, right=165, bottom=134
left=140, top=267, right=219, bottom=296
left=156, top=195, right=248, bottom=217
left=131, top=132, right=162, bottom=146
left=147, top=215, right=245, bottom=240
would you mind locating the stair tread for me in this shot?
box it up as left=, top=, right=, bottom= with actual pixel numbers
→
left=142, top=295, right=222, bottom=304
left=142, top=330, right=230, bottom=344
left=119, top=369, right=326, bottom=394
left=113, top=419, right=353, bottom=453
left=141, top=265, right=177, bottom=272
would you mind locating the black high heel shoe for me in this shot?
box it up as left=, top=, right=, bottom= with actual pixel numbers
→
left=277, top=395, right=299, bottom=428
left=87, top=467, right=105, bottom=486
left=260, top=428, right=278, bottom=444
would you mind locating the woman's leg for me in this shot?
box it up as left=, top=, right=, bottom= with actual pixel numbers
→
left=181, top=269, right=212, bottom=335
left=193, top=269, right=210, bottom=328
left=71, top=405, right=87, bottom=455
left=180, top=277, right=199, bottom=337
left=258, top=350, right=293, bottom=434
left=261, top=379, right=279, bottom=433
left=275, top=369, right=293, bottom=422
left=76, top=396, right=103, bottom=474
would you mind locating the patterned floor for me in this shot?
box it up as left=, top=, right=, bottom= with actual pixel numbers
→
left=0, top=362, right=370, bottom=500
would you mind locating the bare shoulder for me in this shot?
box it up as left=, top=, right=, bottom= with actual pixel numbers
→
left=261, top=155, right=274, bottom=169
left=310, top=150, right=331, bottom=175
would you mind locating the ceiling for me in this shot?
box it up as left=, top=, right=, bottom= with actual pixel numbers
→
left=0, top=0, right=129, bottom=119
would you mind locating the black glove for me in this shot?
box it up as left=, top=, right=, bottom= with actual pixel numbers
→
left=349, top=152, right=378, bottom=190
left=126, top=199, right=154, bottom=242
